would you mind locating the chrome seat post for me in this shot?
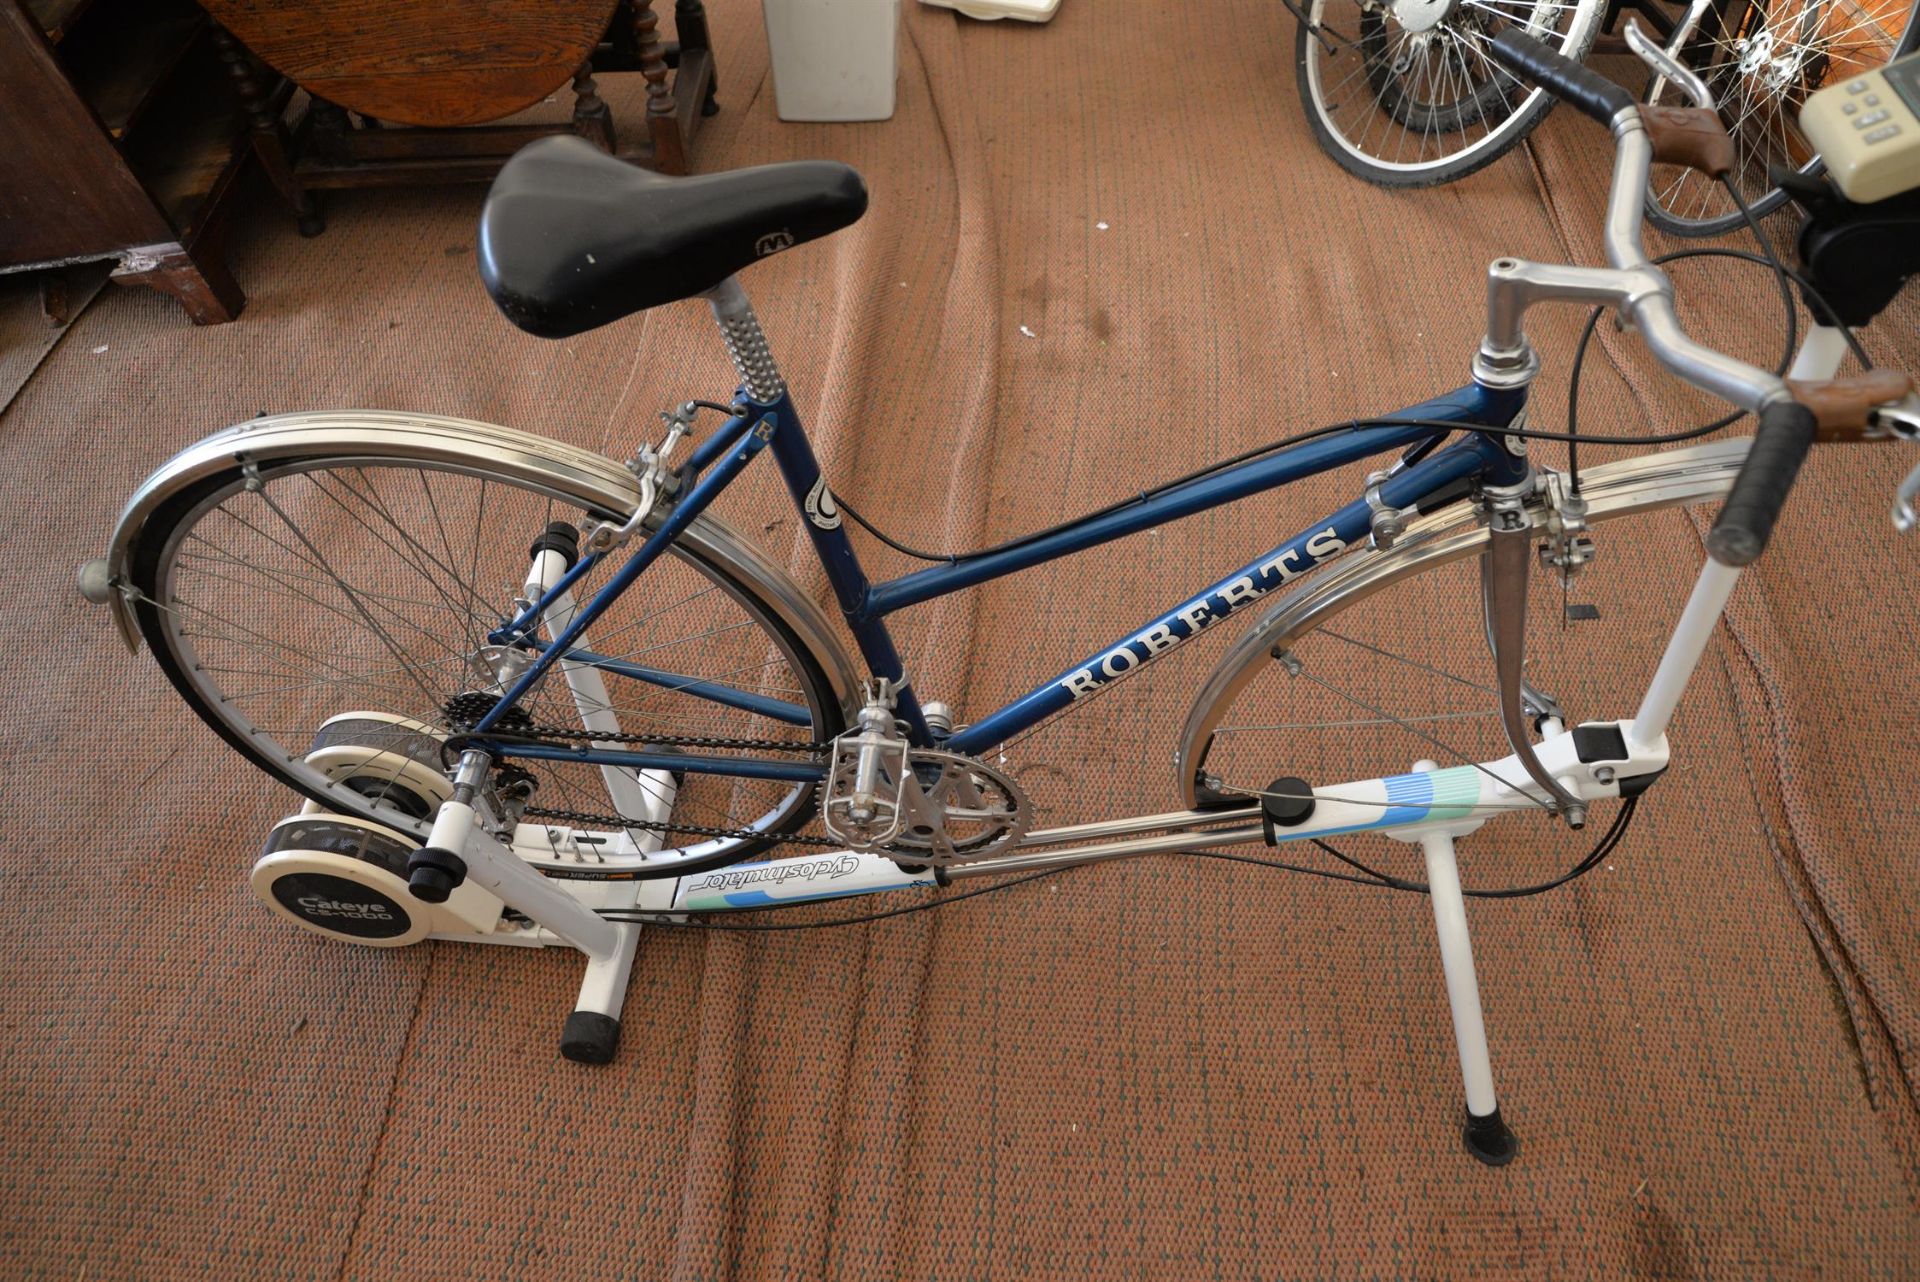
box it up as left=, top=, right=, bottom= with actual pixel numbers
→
left=702, top=277, right=787, bottom=403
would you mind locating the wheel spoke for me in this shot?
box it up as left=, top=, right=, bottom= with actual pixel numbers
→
left=136, top=455, right=835, bottom=863
left=1648, top=0, right=1911, bottom=232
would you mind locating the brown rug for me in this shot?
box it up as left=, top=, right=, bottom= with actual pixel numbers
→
left=2, top=1, right=1917, bottom=1278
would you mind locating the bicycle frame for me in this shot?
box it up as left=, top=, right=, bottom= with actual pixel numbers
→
left=475, top=379, right=1531, bottom=781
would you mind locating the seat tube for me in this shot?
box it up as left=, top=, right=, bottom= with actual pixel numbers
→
left=765, top=406, right=936, bottom=744
left=702, top=276, right=936, bottom=745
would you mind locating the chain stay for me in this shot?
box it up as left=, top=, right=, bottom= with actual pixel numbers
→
left=499, top=718, right=834, bottom=846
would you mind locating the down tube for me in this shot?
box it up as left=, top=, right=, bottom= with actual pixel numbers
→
left=944, top=440, right=1494, bottom=756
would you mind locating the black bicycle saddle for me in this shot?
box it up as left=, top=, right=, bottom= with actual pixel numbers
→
left=478, top=136, right=868, bottom=339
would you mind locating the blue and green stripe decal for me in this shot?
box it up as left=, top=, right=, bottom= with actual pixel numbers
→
left=1302, top=765, right=1484, bottom=841
left=1382, top=765, right=1481, bottom=824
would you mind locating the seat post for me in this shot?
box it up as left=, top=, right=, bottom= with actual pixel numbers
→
left=702, top=277, right=787, bottom=403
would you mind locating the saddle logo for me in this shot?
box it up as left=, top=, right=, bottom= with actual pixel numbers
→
left=755, top=230, right=796, bottom=257
left=804, top=477, right=842, bottom=530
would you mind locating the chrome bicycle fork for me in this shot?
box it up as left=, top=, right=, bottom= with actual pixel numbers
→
left=1479, top=500, right=1585, bottom=834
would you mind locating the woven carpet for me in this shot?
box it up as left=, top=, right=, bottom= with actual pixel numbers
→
left=3, top=1, right=1918, bottom=1277
left=0, top=264, right=108, bottom=414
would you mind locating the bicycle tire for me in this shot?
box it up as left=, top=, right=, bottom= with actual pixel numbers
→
left=121, top=417, right=850, bottom=877
left=1295, top=0, right=1605, bottom=188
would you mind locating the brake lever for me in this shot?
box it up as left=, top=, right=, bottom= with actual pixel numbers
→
left=1623, top=17, right=1716, bottom=111
left=1875, top=397, right=1920, bottom=532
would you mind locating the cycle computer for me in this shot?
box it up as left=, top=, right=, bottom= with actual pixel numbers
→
left=1799, top=48, right=1920, bottom=204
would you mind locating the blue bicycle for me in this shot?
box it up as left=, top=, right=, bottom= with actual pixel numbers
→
left=89, top=27, right=1920, bottom=1146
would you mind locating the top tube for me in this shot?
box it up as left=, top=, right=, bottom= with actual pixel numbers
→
left=861, top=382, right=1525, bottom=620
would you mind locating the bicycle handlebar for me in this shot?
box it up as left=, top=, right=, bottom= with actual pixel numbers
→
left=1482, top=26, right=1823, bottom=567
left=1704, top=400, right=1818, bottom=565
left=1486, top=30, right=1634, bottom=127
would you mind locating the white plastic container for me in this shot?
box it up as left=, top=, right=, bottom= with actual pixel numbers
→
left=762, top=0, right=900, bottom=122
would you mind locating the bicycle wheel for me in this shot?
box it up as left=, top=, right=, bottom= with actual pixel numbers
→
left=1179, top=442, right=1746, bottom=869
left=121, top=415, right=849, bottom=874
left=1296, top=0, right=1605, bottom=187
left=1646, top=0, right=1919, bottom=237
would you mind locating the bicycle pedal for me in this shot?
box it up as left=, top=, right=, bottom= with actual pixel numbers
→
left=821, top=694, right=911, bottom=850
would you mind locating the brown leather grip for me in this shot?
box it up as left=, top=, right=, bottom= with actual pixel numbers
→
left=1786, top=369, right=1916, bottom=440
left=1641, top=105, right=1736, bottom=179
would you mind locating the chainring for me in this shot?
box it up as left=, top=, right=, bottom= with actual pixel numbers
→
left=889, top=748, right=1032, bottom=866
left=377, top=711, right=1029, bottom=866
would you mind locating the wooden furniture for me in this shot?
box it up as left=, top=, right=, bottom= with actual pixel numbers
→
left=0, top=0, right=288, bottom=324
left=201, top=0, right=718, bottom=216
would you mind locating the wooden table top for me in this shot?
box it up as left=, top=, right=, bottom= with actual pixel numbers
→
left=198, top=0, right=621, bottom=126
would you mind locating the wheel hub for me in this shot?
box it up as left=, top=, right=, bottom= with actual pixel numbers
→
left=1392, top=0, right=1458, bottom=36
left=1736, top=29, right=1774, bottom=76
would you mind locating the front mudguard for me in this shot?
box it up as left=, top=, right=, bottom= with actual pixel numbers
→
left=1174, top=439, right=1750, bottom=806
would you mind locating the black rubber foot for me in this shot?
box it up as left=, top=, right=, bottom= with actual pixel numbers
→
left=560, top=1011, right=621, bottom=1065
left=297, top=215, right=326, bottom=238
left=701, top=98, right=720, bottom=118
left=1463, top=1106, right=1519, bottom=1167
left=406, top=845, right=467, bottom=903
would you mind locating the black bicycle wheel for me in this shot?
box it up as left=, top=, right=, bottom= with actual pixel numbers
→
left=1295, top=0, right=1604, bottom=187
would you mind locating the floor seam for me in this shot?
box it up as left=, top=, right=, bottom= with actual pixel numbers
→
left=331, top=946, right=438, bottom=1282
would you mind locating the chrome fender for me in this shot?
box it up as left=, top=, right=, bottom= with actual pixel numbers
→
left=1174, top=438, right=1752, bottom=806
left=102, top=409, right=863, bottom=718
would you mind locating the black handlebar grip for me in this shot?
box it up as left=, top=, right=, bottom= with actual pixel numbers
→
left=1706, top=400, right=1818, bottom=567
left=1487, top=29, right=1636, bottom=126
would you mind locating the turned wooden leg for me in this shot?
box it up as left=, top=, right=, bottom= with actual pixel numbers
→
left=308, top=97, right=353, bottom=165
left=571, top=62, right=616, bottom=152
left=635, top=1, right=689, bottom=174
left=676, top=0, right=719, bottom=115
left=113, top=242, right=245, bottom=326
left=214, top=25, right=324, bottom=237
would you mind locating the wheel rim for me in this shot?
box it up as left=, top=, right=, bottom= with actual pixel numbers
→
left=134, top=457, right=834, bottom=855
left=1194, top=529, right=1666, bottom=870
left=1648, top=0, right=1916, bottom=233
left=1302, top=0, right=1602, bottom=177
left=1179, top=442, right=1751, bottom=869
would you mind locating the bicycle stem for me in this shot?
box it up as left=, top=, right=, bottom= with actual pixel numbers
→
left=1472, top=92, right=1789, bottom=420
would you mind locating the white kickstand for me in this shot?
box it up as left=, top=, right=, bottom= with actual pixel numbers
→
left=1416, top=821, right=1518, bottom=1167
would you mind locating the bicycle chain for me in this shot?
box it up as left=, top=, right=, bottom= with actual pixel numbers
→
left=501, top=719, right=839, bottom=847
left=458, top=720, right=832, bottom=756
left=521, top=803, right=845, bottom=849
